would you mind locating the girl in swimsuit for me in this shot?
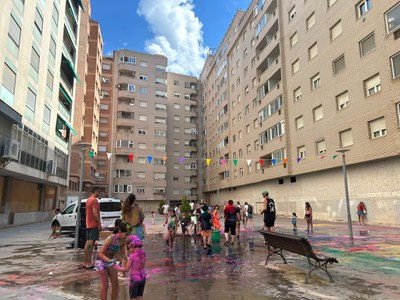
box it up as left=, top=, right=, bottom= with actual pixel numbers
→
left=96, top=221, right=130, bottom=300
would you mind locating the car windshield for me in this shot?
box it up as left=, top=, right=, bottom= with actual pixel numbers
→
left=100, top=202, right=121, bottom=212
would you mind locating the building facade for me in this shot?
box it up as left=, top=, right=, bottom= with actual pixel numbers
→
left=200, top=0, right=400, bottom=225
left=0, top=0, right=84, bottom=225
left=165, top=72, right=200, bottom=206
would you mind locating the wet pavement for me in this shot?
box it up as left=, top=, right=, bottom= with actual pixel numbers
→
left=0, top=215, right=399, bottom=299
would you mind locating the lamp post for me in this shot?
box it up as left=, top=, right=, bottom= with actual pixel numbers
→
left=74, top=142, right=92, bottom=249
left=336, top=148, right=353, bottom=243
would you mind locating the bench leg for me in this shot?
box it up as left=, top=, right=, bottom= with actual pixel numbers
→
left=305, top=258, right=335, bottom=283
left=265, top=244, right=287, bottom=264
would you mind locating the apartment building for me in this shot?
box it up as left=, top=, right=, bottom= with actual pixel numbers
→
left=67, top=0, right=103, bottom=200
left=110, top=50, right=169, bottom=211
left=0, top=0, right=84, bottom=225
left=201, top=0, right=400, bottom=225
left=96, top=55, right=114, bottom=196
left=166, top=73, right=200, bottom=205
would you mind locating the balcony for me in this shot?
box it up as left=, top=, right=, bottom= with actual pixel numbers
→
left=257, top=44, right=280, bottom=79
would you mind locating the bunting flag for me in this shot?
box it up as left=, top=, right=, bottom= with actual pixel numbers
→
left=89, top=150, right=94, bottom=158
left=233, top=159, right=238, bottom=166
left=106, top=153, right=112, bottom=160
left=297, top=157, right=301, bottom=163
left=128, top=154, right=134, bottom=162
left=320, top=155, right=326, bottom=159
left=147, top=156, right=153, bottom=164
left=332, top=155, right=338, bottom=160
left=283, top=158, right=288, bottom=164
left=162, top=156, right=168, bottom=161
left=271, top=159, right=276, bottom=166
left=247, top=159, right=251, bottom=166
left=259, top=159, right=264, bottom=166
left=221, top=159, right=226, bottom=166
left=179, top=157, right=185, bottom=164
left=206, top=159, right=211, bottom=166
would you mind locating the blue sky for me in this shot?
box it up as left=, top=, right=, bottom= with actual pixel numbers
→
left=91, top=0, right=250, bottom=76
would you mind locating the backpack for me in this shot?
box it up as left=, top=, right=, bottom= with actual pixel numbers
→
left=247, top=204, right=253, bottom=214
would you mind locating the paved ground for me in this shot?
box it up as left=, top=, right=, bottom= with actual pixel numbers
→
left=0, top=214, right=399, bottom=299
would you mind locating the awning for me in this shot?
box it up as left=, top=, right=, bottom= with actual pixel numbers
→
left=0, top=99, right=21, bottom=124
left=63, top=118, right=78, bottom=136
left=59, top=85, right=72, bottom=104
left=61, top=55, right=81, bottom=84
left=74, top=0, right=84, bottom=11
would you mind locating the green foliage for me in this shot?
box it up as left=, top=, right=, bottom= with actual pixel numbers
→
left=180, top=196, right=191, bottom=215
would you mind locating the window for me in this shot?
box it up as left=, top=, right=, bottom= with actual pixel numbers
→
left=313, top=105, right=323, bottom=121
left=138, top=115, right=147, bottom=121
left=364, top=74, right=381, bottom=96
left=137, top=187, right=145, bottom=194
left=369, top=117, right=387, bottom=138
left=306, top=12, right=316, bottom=30
left=385, top=2, right=400, bottom=33
left=357, top=0, right=371, bottom=18
left=137, top=172, right=145, bottom=179
left=155, top=117, right=166, bottom=124
left=390, top=52, right=400, bottom=79
left=26, top=88, right=36, bottom=112
left=360, top=33, right=376, bottom=56
left=333, top=54, right=345, bottom=75
left=289, top=6, right=296, bottom=21
left=114, top=185, right=132, bottom=193
left=290, top=32, right=298, bottom=47
left=397, top=102, right=400, bottom=126
left=294, top=87, right=302, bottom=101
left=139, top=101, right=147, bottom=108
left=3, top=63, right=16, bottom=93
left=297, top=146, right=306, bottom=159
left=340, top=129, right=353, bottom=147
left=292, top=59, right=300, bottom=74
left=174, top=103, right=180, bottom=109
left=336, top=91, right=350, bottom=110
left=295, top=115, right=304, bottom=129
left=8, top=15, right=21, bottom=48
left=155, top=103, right=167, bottom=111
left=139, top=87, right=147, bottom=94
left=174, top=115, right=180, bottom=121
left=328, top=0, right=338, bottom=7
left=173, top=139, right=180, bottom=145
left=139, top=74, right=148, bottom=80
left=155, top=130, right=166, bottom=138
left=46, top=70, right=53, bottom=90
left=154, top=173, right=166, bottom=180
left=34, top=8, right=43, bottom=34
left=174, top=92, right=180, bottom=98
left=316, top=140, right=326, bottom=154
left=140, top=61, right=148, bottom=67
left=138, top=143, right=146, bottom=150
left=102, top=63, right=111, bottom=70
left=308, top=43, right=318, bottom=60
left=43, top=105, right=51, bottom=125
left=49, top=37, right=56, bottom=58
left=120, top=56, right=136, bottom=64
left=330, top=20, right=342, bottom=40
left=137, top=157, right=146, bottom=164
left=173, top=189, right=180, bottom=195
left=311, top=73, right=321, bottom=90
left=52, top=4, right=59, bottom=26
left=30, top=48, right=40, bottom=72
left=138, top=129, right=146, bottom=135
left=128, top=84, right=135, bottom=92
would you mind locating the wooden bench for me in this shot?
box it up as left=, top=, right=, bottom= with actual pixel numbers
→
left=259, top=229, right=338, bottom=283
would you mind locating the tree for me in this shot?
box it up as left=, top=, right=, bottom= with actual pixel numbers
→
left=158, top=200, right=165, bottom=215
left=180, top=196, right=191, bottom=215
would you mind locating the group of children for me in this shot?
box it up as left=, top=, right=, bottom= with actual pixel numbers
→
left=291, top=202, right=314, bottom=233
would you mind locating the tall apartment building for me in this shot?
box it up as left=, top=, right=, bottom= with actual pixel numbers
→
left=166, top=73, right=200, bottom=205
left=67, top=0, right=103, bottom=200
left=110, top=50, right=169, bottom=211
left=201, top=0, right=400, bottom=225
left=96, top=55, right=114, bottom=196
left=0, top=0, right=84, bottom=225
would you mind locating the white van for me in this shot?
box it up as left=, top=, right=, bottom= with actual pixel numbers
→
left=53, top=198, right=122, bottom=232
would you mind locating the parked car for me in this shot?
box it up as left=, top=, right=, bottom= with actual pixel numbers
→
left=52, top=198, right=122, bottom=233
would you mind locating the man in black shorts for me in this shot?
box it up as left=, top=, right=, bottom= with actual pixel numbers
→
left=224, top=200, right=239, bottom=245
left=261, top=191, right=276, bottom=231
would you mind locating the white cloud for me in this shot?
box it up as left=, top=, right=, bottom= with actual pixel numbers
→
left=137, top=0, right=208, bottom=77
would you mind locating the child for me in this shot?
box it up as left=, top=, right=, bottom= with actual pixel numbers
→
left=151, top=211, right=155, bottom=225
left=115, top=236, right=146, bottom=300
left=180, top=212, right=190, bottom=236
left=292, top=213, right=297, bottom=231
left=166, top=209, right=178, bottom=252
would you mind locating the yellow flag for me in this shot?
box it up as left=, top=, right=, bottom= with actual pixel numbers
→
left=206, top=158, right=211, bottom=166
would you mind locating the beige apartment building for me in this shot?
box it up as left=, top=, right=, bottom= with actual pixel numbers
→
left=109, top=50, right=169, bottom=211
left=166, top=73, right=200, bottom=205
left=67, top=0, right=103, bottom=202
left=201, top=0, right=400, bottom=225
left=0, top=0, right=84, bottom=225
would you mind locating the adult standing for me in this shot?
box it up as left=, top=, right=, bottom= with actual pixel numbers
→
left=244, top=202, right=255, bottom=231
left=84, top=188, right=101, bottom=269
left=200, top=205, right=212, bottom=249
left=261, top=191, right=276, bottom=231
left=224, top=200, right=239, bottom=245
left=162, top=202, right=170, bottom=226
left=122, top=194, right=145, bottom=240
left=305, top=202, right=313, bottom=233
left=357, top=201, right=367, bottom=225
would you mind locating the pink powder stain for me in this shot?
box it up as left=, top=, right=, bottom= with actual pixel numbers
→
left=149, top=268, right=163, bottom=274
left=0, top=281, right=8, bottom=286
left=175, top=263, right=186, bottom=268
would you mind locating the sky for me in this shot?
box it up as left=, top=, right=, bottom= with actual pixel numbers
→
left=91, top=0, right=251, bottom=77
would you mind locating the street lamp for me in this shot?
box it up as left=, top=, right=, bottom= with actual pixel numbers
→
left=74, top=142, right=92, bottom=249
left=336, top=148, right=353, bottom=243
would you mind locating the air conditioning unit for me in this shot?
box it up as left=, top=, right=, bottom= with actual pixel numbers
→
left=46, top=160, right=58, bottom=175
left=116, top=84, right=121, bottom=89
left=2, top=138, right=20, bottom=161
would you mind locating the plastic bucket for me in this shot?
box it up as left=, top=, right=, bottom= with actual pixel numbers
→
left=211, top=230, right=220, bottom=243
